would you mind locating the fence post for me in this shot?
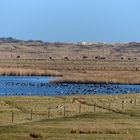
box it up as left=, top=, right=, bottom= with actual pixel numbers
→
left=30, top=109, right=33, bottom=120
left=108, top=102, right=111, bottom=109
left=64, top=106, right=66, bottom=117
left=88, top=105, right=90, bottom=112
left=94, top=103, right=96, bottom=112
left=134, top=99, right=137, bottom=106
left=103, top=103, right=105, bottom=108
left=79, top=103, right=81, bottom=114
left=122, top=100, right=124, bottom=109
left=48, top=108, right=51, bottom=118
left=12, top=111, right=14, bottom=122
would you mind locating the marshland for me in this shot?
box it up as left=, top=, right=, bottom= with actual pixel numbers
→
left=1, top=39, right=140, bottom=139
left=1, top=40, right=140, bottom=84
left=1, top=0, right=140, bottom=139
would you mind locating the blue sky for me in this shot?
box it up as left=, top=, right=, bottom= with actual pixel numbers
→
left=0, top=0, right=140, bottom=42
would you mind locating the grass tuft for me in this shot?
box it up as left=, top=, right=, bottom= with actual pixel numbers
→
left=29, top=130, right=43, bottom=139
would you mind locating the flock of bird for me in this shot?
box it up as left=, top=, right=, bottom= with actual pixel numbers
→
left=0, top=81, right=140, bottom=96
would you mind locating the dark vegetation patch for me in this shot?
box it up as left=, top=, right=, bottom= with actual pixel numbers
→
left=70, top=128, right=128, bottom=134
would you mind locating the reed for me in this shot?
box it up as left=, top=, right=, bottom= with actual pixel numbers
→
left=0, top=59, right=140, bottom=84
left=55, top=71, right=140, bottom=84
left=0, top=68, right=62, bottom=76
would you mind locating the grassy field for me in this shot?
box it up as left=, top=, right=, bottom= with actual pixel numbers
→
left=1, top=41, right=140, bottom=139
left=0, top=94, right=140, bottom=140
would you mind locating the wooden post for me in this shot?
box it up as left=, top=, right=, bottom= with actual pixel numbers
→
left=12, top=111, right=14, bottom=122
left=79, top=103, right=81, bottom=114
left=134, top=99, right=137, bottom=106
left=48, top=108, right=51, bottom=118
left=122, top=100, right=124, bottom=109
left=103, top=103, right=105, bottom=108
left=30, top=109, right=33, bottom=120
left=94, top=103, right=96, bottom=112
left=64, top=106, right=66, bottom=117
left=108, top=102, right=111, bottom=109
left=88, top=105, right=90, bottom=112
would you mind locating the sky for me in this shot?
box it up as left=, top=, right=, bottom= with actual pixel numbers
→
left=0, top=0, right=140, bottom=43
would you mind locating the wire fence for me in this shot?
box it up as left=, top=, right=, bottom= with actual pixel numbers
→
left=0, top=98, right=139, bottom=126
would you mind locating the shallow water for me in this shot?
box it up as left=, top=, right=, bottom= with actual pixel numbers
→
left=0, top=76, right=140, bottom=96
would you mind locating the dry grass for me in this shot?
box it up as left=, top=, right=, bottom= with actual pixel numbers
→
left=56, top=71, right=140, bottom=84
left=0, top=68, right=62, bottom=76
left=0, top=59, right=140, bottom=84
